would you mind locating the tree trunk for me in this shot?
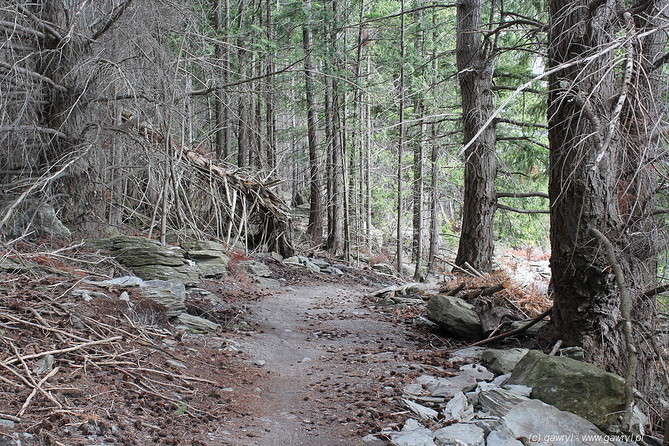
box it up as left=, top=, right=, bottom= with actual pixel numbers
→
left=302, top=0, right=323, bottom=239
left=412, top=99, right=425, bottom=280
left=454, top=0, right=496, bottom=273
left=396, top=0, right=406, bottom=273
left=548, top=0, right=663, bottom=412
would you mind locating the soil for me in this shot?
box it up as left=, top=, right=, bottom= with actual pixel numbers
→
left=0, top=248, right=458, bottom=446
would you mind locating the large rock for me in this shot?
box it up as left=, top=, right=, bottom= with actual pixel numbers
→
left=507, top=350, right=625, bottom=428
left=426, top=295, right=483, bottom=340
left=481, top=348, right=529, bottom=375
left=0, top=199, right=70, bottom=239
left=181, top=240, right=230, bottom=278
left=491, top=399, right=616, bottom=445
left=139, top=279, right=186, bottom=317
left=87, top=236, right=199, bottom=285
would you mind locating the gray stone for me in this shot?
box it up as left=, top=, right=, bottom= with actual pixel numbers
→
left=426, top=295, right=483, bottom=340
left=255, top=277, right=282, bottom=290
left=310, top=258, right=331, bottom=268
left=284, top=256, right=301, bottom=265
left=0, top=420, right=15, bottom=429
left=485, top=429, right=523, bottom=446
left=443, top=392, right=474, bottom=422
left=390, top=428, right=436, bottom=446
left=495, top=399, right=615, bottom=445
left=507, top=350, right=625, bottom=428
left=449, top=347, right=486, bottom=363
left=479, top=388, right=530, bottom=418
left=372, top=263, right=396, bottom=275
left=88, top=236, right=200, bottom=285
left=509, top=319, right=548, bottom=337
left=403, top=399, right=439, bottom=420
left=560, top=347, right=585, bottom=361
left=270, top=252, right=284, bottom=262
left=175, top=313, right=221, bottom=333
left=34, top=354, right=55, bottom=375
left=181, top=241, right=230, bottom=277
left=85, top=276, right=145, bottom=287
left=166, top=359, right=187, bottom=369
left=481, top=348, right=530, bottom=375
left=140, top=279, right=186, bottom=317
left=503, top=384, right=531, bottom=397
left=304, top=261, right=321, bottom=273
left=434, top=424, right=485, bottom=446
left=426, top=374, right=478, bottom=398
left=459, top=364, right=494, bottom=381
left=238, top=260, right=272, bottom=277
left=0, top=199, right=70, bottom=239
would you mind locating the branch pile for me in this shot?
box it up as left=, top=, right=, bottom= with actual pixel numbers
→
left=122, top=111, right=294, bottom=257
left=0, top=243, right=251, bottom=445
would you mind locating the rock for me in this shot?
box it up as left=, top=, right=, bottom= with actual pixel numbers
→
left=139, top=279, right=186, bottom=317
left=270, top=251, right=284, bottom=262
left=310, top=258, right=330, bottom=268
left=479, top=388, right=530, bottom=418
left=403, top=399, right=439, bottom=420
left=85, top=276, right=145, bottom=287
left=88, top=236, right=199, bottom=285
left=507, top=350, right=625, bottom=428
left=0, top=420, right=15, bottom=429
left=372, top=263, right=396, bottom=275
left=493, top=399, right=616, bottom=445
left=403, top=418, right=425, bottom=431
left=433, top=424, right=485, bottom=446
left=175, top=313, right=221, bottom=333
left=0, top=199, right=70, bottom=239
left=237, top=260, right=272, bottom=277
left=426, top=374, right=478, bottom=398
left=390, top=428, right=436, bottom=446
left=34, top=354, right=55, bottom=375
left=459, top=364, right=494, bottom=381
left=503, top=384, right=531, bottom=397
left=509, top=319, right=548, bottom=337
left=426, top=295, right=483, bottom=340
left=448, top=347, right=486, bottom=363
left=304, top=261, right=321, bottom=273
left=443, top=391, right=474, bottom=422
left=284, top=256, right=301, bottom=265
left=560, top=346, right=585, bottom=361
left=485, top=429, right=523, bottom=446
left=481, top=348, right=530, bottom=375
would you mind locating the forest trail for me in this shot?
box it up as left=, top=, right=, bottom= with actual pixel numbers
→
left=216, top=283, right=434, bottom=445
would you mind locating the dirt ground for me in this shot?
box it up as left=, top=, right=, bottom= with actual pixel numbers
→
left=0, top=249, right=457, bottom=446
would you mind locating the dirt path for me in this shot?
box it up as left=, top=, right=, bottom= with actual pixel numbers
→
left=214, top=282, right=439, bottom=446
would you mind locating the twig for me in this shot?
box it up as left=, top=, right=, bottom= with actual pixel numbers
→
left=18, top=366, right=60, bottom=417
left=549, top=340, right=563, bottom=356
left=589, top=227, right=636, bottom=429
left=469, top=307, right=552, bottom=347
left=2, top=336, right=123, bottom=366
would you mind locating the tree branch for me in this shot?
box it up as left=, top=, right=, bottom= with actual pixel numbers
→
left=496, top=204, right=549, bottom=214
left=494, top=117, right=548, bottom=129
left=469, top=307, right=553, bottom=347
left=496, top=191, right=549, bottom=199
left=588, top=226, right=637, bottom=430
left=91, top=0, right=133, bottom=40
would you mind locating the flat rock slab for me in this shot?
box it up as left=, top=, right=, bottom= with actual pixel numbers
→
left=434, top=424, right=485, bottom=446
left=481, top=348, right=529, bottom=375
left=493, top=399, right=616, bottom=445
left=426, top=295, right=483, bottom=340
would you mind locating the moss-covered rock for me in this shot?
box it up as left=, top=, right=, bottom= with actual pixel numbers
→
left=507, top=350, right=625, bottom=428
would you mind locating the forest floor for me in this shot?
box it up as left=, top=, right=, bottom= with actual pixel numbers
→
left=0, top=243, right=463, bottom=446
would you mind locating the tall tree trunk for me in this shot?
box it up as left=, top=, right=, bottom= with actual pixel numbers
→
left=396, top=0, right=406, bottom=273
left=454, top=0, right=496, bottom=273
left=302, top=0, right=323, bottom=239
left=412, top=99, right=425, bottom=280
left=548, top=0, right=663, bottom=414
left=213, top=0, right=227, bottom=161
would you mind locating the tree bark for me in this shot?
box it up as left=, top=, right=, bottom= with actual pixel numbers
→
left=454, top=0, right=497, bottom=273
left=302, top=0, right=323, bottom=239
left=548, top=0, right=663, bottom=410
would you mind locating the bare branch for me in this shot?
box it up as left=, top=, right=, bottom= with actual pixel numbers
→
left=496, top=191, right=549, bottom=199
left=496, top=203, right=549, bottom=214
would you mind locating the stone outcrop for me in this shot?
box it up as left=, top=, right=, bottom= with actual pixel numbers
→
left=507, top=350, right=625, bottom=428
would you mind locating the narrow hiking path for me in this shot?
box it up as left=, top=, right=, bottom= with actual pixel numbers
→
left=213, top=282, right=449, bottom=445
